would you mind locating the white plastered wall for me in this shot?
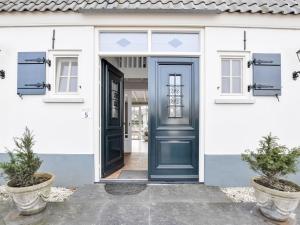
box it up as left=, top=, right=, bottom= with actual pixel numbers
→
left=204, top=27, right=300, bottom=155
left=1, top=12, right=300, bottom=183
left=0, top=26, right=95, bottom=155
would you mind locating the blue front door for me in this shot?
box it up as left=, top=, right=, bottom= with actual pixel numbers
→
left=148, top=57, right=199, bottom=181
left=101, top=59, right=125, bottom=177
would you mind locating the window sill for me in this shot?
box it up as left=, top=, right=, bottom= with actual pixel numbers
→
left=214, top=98, right=255, bottom=104
left=43, top=97, right=84, bottom=103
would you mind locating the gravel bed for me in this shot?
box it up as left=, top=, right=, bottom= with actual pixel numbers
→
left=221, top=187, right=256, bottom=203
left=0, top=186, right=75, bottom=202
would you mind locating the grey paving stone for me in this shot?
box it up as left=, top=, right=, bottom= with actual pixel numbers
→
left=0, top=184, right=297, bottom=225
left=150, top=202, right=274, bottom=225
left=149, top=184, right=231, bottom=203
left=99, top=202, right=149, bottom=225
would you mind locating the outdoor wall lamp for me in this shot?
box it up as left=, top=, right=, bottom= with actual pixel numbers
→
left=292, top=50, right=300, bottom=80
left=0, top=70, right=5, bottom=79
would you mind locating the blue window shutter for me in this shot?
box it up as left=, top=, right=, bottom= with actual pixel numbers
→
left=17, top=52, right=46, bottom=95
left=252, top=53, right=281, bottom=96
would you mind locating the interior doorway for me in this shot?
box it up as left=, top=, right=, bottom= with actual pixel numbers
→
left=102, top=56, right=149, bottom=180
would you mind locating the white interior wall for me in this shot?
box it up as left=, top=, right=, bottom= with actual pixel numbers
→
left=0, top=26, right=95, bottom=154
left=205, top=27, right=300, bottom=155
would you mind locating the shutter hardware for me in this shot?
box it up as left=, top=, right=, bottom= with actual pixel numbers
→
left=25, top=82, right=51, bottom=91
left=247, top=83, right=275, bottom=92
left=0, top=70, right=5, bottom=79
left=25, top=57, right=51, bottom=67
left=292, top=71, right=300, bottom=80
left=248, top=83, right=280, bottom=102
left=247, top=59, right=273, bottom=68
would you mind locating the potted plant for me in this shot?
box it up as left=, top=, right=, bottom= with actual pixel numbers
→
left=242, top=134, right=300, bottom=221
left=0, top=127, right=54, bottom=215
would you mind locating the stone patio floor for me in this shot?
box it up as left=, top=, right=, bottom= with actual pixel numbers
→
left=0, top=183, right=298, bottom=225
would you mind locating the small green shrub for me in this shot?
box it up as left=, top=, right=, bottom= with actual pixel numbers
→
left=0, top=127, right=43, bottom=187
left=242, top=133, right=300, bottom=191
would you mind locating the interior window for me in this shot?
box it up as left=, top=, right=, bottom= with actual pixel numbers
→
left=56, top=57, right=78, bottom=93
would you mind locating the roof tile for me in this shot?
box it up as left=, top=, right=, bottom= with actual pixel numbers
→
left=0, top=0, right=300, bottom=14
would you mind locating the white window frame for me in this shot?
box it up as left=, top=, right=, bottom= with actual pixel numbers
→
left=44, top=50, right=83, bottom=103
left=215, top=51, right=254, bottom=104
left=55, top=57, right=79, bottom=93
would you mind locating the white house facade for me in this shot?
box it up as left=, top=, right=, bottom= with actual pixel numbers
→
left=1, top=0, right=300, bottom=186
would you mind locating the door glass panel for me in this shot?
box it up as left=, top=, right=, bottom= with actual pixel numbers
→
left=111, top=80, right=119, bottom=119
left=168, top=74, right=183, bottom=118
left=152, top=33, right=200, bottom=52
left=99, top=32, right=148, bottom=52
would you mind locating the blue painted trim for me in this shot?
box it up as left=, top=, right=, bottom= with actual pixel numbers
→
left=0, top=153, right=94, bottom=186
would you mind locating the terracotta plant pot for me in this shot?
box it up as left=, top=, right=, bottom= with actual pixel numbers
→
left=251, top=177, right=300, bottom=221
left=5, top=173, right=55, bottom=215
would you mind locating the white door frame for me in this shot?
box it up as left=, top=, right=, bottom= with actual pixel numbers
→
left=93, top=27, right=205, bottom=182
left=124, top=90, right=132, bottom=153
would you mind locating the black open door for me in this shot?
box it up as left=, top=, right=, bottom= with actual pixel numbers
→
left=101, top=59, right=124, bottom=177
left=148, top=57, right=199, bottom=181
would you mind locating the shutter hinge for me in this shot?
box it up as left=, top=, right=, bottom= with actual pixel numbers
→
left=25, top=82, right=51, bottom=91
left=25, top=57, right=51, bottom=67
left=292, top=71, right=300, bottom=80
left=0, top=70, right=5, bottom=79
left=247, top=83, right=275, bottom=92
left=247, top=59, right=274, bottom=68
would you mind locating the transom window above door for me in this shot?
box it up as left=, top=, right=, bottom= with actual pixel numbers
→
left=99, top=32, right=148, bottom=52
left=56, top=57, right=78, bottom=93
left=98, top=31, right=201, bottom=54
left=152, top=33, right=200, bottom=52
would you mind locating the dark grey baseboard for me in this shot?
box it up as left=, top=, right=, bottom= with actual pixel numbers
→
left=205, top=154, right=300, bottom=187
left=0, top=153, right=94, bottom=187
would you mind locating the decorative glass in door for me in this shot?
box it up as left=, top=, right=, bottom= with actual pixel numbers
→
left=168, top=74, right=183, bottom=118
left=111, top=80, right=119, bottom=119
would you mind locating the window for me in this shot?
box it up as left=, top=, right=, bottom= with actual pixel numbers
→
left=56, top=57, right=78, bottom=93
left=99, top=32, right=148, bottom=52
left=221, top=58, right=243, bottom=94
left=152, top=33, right=200, bottom=52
